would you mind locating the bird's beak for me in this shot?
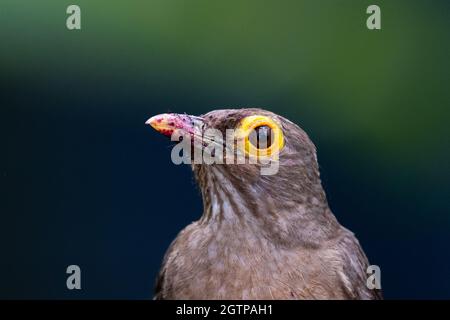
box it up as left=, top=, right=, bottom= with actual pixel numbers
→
left=145, top=113, right=203, bottom=138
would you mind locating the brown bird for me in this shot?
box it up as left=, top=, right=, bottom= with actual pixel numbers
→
left=146, top=108, right=382, bottom=300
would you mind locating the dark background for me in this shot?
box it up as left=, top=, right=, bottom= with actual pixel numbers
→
left=1, top=1, right=449, bottom=299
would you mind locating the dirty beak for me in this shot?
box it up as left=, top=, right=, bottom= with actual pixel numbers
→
left=145, top=113, right=204, bottom=138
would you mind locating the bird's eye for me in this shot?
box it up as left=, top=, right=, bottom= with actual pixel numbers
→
left=248, top=125, right=273, bottom=149
left=236, top=115, right=284, bottom=158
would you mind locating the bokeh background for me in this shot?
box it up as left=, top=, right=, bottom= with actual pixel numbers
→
left=1, top=0, right=449, bottom=299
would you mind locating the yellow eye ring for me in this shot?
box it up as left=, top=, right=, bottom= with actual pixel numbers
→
left=236, top=115, right=284, bottom=158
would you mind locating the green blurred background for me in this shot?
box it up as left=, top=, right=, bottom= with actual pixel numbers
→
left=1, top=1, right=449, bottom=298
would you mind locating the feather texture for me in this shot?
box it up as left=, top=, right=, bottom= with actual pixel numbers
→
left=151, top=108, right=382, bottom=300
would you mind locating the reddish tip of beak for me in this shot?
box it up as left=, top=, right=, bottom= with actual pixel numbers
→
left=146, top=113, right=197, bottom=137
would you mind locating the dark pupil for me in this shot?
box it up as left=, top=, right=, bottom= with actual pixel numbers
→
left=249, top=125, right=273, bottom=149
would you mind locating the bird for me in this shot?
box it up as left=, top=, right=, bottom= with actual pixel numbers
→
left=146, top=108, right=382, bottom=300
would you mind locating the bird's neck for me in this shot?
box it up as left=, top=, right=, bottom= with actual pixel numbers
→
left=195, top=166, right=341, bottom=247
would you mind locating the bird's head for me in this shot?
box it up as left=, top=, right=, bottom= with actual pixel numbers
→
left=146, top=108, right=337, bottom=246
